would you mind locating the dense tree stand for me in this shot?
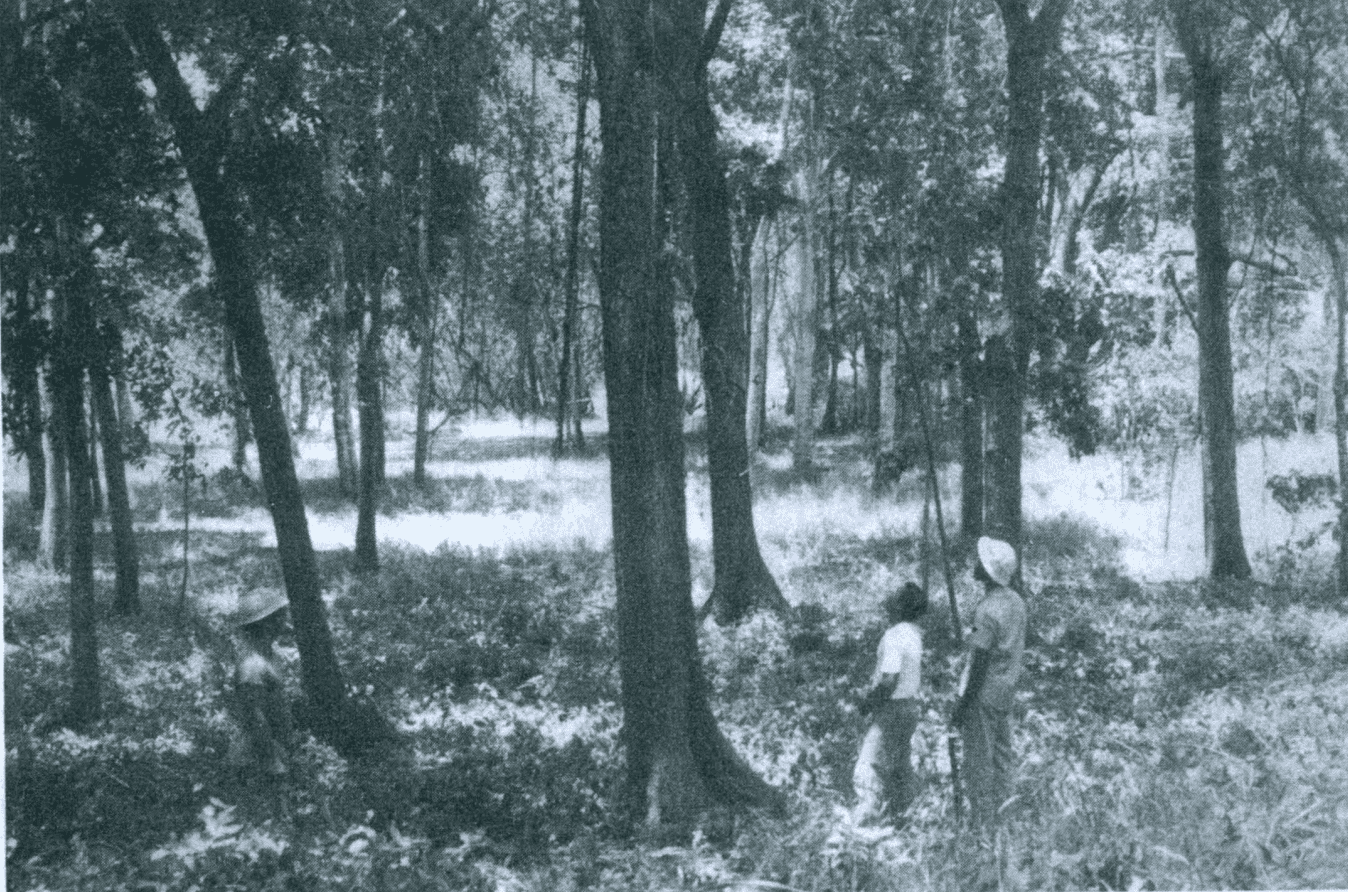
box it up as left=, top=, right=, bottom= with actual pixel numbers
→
left=583, top=0, right=781, bottom=832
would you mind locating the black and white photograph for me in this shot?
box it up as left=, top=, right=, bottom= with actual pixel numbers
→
left=4, top=0, right=1348, bottom=888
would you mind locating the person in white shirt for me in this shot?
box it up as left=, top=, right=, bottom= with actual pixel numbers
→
left=853, top=581, right=928, bottom=824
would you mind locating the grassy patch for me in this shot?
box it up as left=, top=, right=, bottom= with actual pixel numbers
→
left=7, top=432, right=1348, bottom=891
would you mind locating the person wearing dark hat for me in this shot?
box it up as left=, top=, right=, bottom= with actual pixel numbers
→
left=951, top=536, right=1026, bottom=829
left=853, top=581, right=929, bottom=823
left=225, top=589, right=294, bottom=778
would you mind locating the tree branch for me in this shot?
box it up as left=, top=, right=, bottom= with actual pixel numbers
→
left=699, top=0, right=734, bottom=70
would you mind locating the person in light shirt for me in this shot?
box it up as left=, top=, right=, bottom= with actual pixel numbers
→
left=951, top=536, right=1026, bottom=829
left=853, top=581, right=928, bottom=824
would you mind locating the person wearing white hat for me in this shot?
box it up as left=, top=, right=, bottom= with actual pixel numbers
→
left=225, top=589, right=293, bottom=778
left=951, top=536, right=1026, bottom=830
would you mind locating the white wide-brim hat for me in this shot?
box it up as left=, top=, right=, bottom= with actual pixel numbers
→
left=237, top=589, right=289, bottom=627
left=977, top=536, right=1018, bottom=587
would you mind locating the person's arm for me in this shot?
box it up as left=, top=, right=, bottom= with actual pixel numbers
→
left=951, top=648, right=991, bottom=727
left=861, top=672, right=899, bottom=714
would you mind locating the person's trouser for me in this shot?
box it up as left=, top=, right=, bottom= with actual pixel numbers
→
left=961, top=700, right=1014, bottom=828
left=853, top=698, right=921, bottom=820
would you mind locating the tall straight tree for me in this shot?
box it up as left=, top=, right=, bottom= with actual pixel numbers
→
left=671, top=0, right=787, bottom=623
left=580, top=0, right=779, bottom=831
left=121, top=0, right=380, bottom=752
left=92, top=323, right=140, bottom=615
left=323, top=133, right=360, bottom=500
left=986, top=0, right=1071, bottom=557
left=556, top=35, right=591, bottom=456
left=1167, top=0, right=1251, bottom=579
left=53, top=238, right=100, bottom=729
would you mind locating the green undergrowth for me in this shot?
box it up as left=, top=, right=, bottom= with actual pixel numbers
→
left=7, top=499, right=1348, bottom=890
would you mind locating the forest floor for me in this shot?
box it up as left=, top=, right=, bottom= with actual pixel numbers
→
left=4, top=418, right=1348, bottom=891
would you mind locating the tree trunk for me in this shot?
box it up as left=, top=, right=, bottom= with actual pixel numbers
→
left=324, top=133, right=360, bottom=499
left=988, top=0, right=1070, bottom=557
left=86, top=389, right=104, bottom=516
left=413, top=167, right=438, bottom=486
left=1321, top=239, right=1348, bottom=601
left=54, top=259, right=99, bottom=729
left=958, top=310, right=984, bottom=542
left=14, top=275, right=47, bottom=510
left=39, top=309, right=69, bottom=571
left=583, top=0, right=778, bottom=832
left=1176, top=23, right=1251, bottom=579
left=295, top=363, right=311, bottom=434
left=557, top=39, right=591, bottom=456
left=983, top=333, right=1021, bottom=550
left=124, top=6, right=379, bottom=753
left=746, top=220, right=772, bottom=453
left=92, top=327, right=140, bottom=616
left=223, top=338, right=250, bottom=472
left=792, top=106, right=818, bottom=470
left=355, top=284, right=384, bottom=574
left=676, top=29, right=788, bottom=625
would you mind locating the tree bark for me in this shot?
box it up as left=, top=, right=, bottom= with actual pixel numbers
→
left=13, top=275, right=47, bottom=510
left=988, top=0, right=1071, bottom=557
left=54, top=255, right=99, bottom=729
left=958, top=309, right=984, bottom=542
left=983, top=333, right=1020, bottom=550
left=223, top=338, right=250, bottom=472
left=355, top=283, right=384, bottom=574
left=123, top=5, right=378, bottom=752
left=674, top=23, right=788, bottom=624
left=93, top=326, right=140, bottom=615
left=583, top=0, right=778, bottom=831
left=1172, top=15, right=1251, bottom=579
left=39, top=301, right=69, bottom=570
left=323, top=132, right=360, bottom=499
left=792, top=113, right=818, bottom=470
left=746, top=220, right=772, bottom=452
left=1322, top=240, right=1348, bottom=601
left=557, top=39, right=591, bottom=456
left=413, top=165, right=438, bottom=486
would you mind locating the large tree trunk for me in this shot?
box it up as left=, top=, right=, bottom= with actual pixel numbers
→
left=746, top=220, right=772, bottom=453
left=54, top=256, right=99, bottom=729
left=675, top=32, right=788, bottom=625
left=124, top=7, right=379, bottom=753
left=958, top=310, right=984, bottom=542
left=556, top=39, right=591, bottom=456
left=983, top=333, right=1021, bottom=550
left=93, top=325, right=140, bottom=616
left=1174, top=19, right=1251, bottom=579
left=354, top=284, right=384, bottom=574
left=583, top=0, right=778, bottom=832
left=988, top=0, right=1071, bottom=558
left=324, top=133, right=360, bottom=499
